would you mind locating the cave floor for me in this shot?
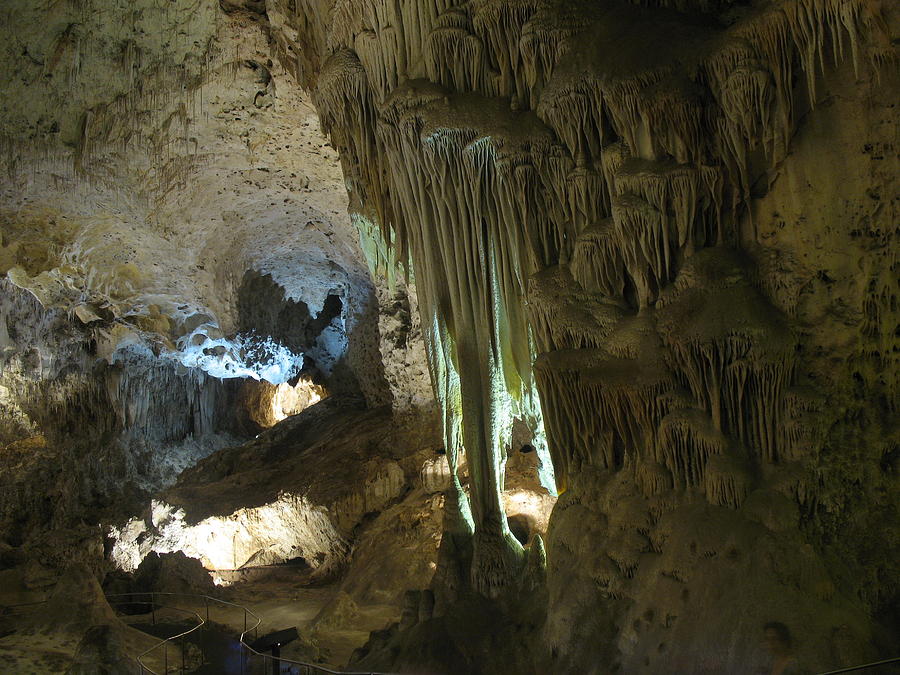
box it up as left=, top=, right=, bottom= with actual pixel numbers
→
left=0, top=606, right=159, bottom=674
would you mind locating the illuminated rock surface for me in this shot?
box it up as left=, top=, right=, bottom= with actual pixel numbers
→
left=0, top=0, right=897, bottom=673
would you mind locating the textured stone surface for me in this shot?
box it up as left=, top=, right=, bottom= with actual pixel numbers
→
left=0, top=563, right=151, bottom=674
left=0, top=0, right=897, bottom=673
left=262, top=0, right=898, bottom=671
left=108, top=395, right=440, bottom=575
left=0, top=0, right=434, bottom=564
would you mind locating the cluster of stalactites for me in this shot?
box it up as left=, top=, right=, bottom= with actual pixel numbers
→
left=268, top=0, right=892, bottom=589
left=289, top=0, right=889, bottom=326
left=284, top=0, right=890, bottom=192
left=297, top=0, right=890, bottom=359
left=107, top=348, right=225, bottom=444
left=434, top=0, right=884, bottom=194
left=532, top=249, right=796, bottom=504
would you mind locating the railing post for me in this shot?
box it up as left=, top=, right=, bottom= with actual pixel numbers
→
left=151, top=593, right=156, bottom=626
left=241, top=608, right=247, bottom=675
left=181, top=634, right=185, bottom=674
left=164, top=640, right=168, bottom=674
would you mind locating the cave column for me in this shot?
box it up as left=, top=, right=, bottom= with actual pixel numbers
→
left=456, top=310, right=522, bottom=597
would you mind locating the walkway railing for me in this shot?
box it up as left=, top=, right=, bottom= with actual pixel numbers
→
left=105, top=591, right=386, bottom=675
left=4, top=594, right=898, bottom=675
left=817, top=656, right=900, bottom=674
left=106, top=594, right=206, bottom=674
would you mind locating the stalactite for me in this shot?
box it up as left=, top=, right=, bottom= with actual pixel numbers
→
left=611, top=194, right=670, bottom=308
left=270, top=0, right=894, bottom=609
left=426, top=10, right=484, bottom=94
left=535, top=330, right=674, bottom=493
left=570, top=219, right=626, bottom=298
left=313, top=49, right=380, bottom=204
left=656, top=249, right=796, bottom=464
left=605, top=528, right=648, bottom=579
left=635, top=460, right=673, bottom=498
left=423, top=307, right=474, bottom=539
left=518, top=2, right=591, bottom=112
left=704, top=450, right=753, bottom=508
left=527, top=266, right=624, bottom=353
left=612, top=157, right=724, bottom=256
left=107, top=347, right=228, bottom=444
left=659, top=407, right=728, bottom=489
left=566, top=160, right=611, bottom=233
left=364, top=85, right=579, bottom=593
left=470, top=0, right=540, bottom=102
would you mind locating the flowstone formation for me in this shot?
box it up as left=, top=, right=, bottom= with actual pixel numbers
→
left=265, top=0, right=898, bottom=671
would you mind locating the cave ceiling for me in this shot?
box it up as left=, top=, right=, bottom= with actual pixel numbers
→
left=0, top=0, right=368, bottom=371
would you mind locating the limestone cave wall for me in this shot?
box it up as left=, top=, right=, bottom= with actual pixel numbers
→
left=0, top=0, right=438, bottom=582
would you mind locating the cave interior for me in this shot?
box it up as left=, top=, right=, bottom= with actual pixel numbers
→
left=0, top=0, right=897, bottom=673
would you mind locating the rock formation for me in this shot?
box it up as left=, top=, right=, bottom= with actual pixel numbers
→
left=0, top=0, right=896, bottom=673
left=264, top=0, right=898, bottom=671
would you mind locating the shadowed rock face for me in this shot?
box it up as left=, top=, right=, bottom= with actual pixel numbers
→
left=65, top=624, right=139, bottom=675
left=0, top=0, right=897, bottom=673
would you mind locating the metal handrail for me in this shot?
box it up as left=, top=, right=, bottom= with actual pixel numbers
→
left=817, top=656, right=900, bottom=674
left=237, top=611, right=384, bottom=675
left=14, top=591, right=895, bottom=675
left=106, top=591, right=388, bottom=674
left=106, top=594, right=205, bottom=674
